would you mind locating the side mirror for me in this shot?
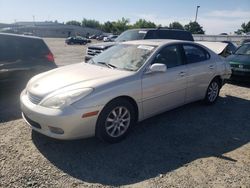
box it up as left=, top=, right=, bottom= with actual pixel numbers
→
left=147, top=63, right=167, bottom=74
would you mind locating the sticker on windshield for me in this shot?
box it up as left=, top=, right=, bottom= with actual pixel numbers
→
left=137, top=45, right=154, bottom=51
left=138, top=31, right=147, bottom=34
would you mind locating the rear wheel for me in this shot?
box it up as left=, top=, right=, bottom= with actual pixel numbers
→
left=96, top=99, right=136, bottom=143
left=204, top=78, right=220, bottom=104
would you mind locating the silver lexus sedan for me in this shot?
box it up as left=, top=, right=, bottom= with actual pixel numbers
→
left=20, top=40, right=231, bottom=143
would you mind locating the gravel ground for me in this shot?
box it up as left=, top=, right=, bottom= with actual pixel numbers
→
left=0, top=38, right=250, bottom=188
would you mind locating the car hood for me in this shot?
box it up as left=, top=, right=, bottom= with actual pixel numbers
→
left=27, top=63, right=133, bottom=97
left=88, top=42, right=117, bottom=49
left=226, top=54, right=250, bottom=64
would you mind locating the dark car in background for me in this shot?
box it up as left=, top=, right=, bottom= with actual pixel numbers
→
left=88, top=35, right=97, bottom=39
left=220, top=41, right=237, bottom=57
left=226, top=42, right=250, bottom=80
left=85, top=28, right=194, bottom=61
left=96, top=35, right=105, bottom=41
left=65, top=36, right=91, bottom=45
left=0, top=33, right=57, bottom=87
left=103, top=35, right=118, bottom=42
left=241, top=39, right=250, bottom=45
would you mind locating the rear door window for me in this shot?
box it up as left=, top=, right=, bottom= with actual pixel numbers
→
left=0, top=35, right=49, bottom=61
left=182, top=44, right=210, bottom=64
left=0, top=36, right=18, bottom=61
left=19, top=38, right=49, bottom=59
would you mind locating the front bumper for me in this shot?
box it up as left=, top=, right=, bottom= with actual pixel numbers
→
left=231, top=69, right=250, bottom=77
left=20, top=90, right=104, bottom=140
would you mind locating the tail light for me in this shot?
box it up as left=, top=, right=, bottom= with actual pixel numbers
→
left=46, top=52, right=55, bottom=63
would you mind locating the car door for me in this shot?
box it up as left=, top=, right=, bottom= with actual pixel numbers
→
left=182, top=44, right=216, bottom=103
left=142, top=44, right=188, bottom=118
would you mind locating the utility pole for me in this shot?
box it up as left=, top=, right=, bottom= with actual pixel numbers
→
left=195, top=6, right=200, bottom=22
left=32, top=15, right=35, bottom=26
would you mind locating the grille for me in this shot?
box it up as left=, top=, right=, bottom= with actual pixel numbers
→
left=230, top=64, right=250, bottom=69
left=87, top=47, right=103, bottom=56
left=28, top=92, right=42, bottom=105
left=230, top=64, right=238, bottom=68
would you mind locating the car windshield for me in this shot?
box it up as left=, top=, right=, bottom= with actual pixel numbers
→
left=89, top=44, right=156, bottom=71
left=115, top=30, right=147, bottom=42
left=235, top=44, right=250, bottom=55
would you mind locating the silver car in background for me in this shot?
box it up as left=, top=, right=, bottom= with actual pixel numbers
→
left=20, top=40, right=231, bottom=143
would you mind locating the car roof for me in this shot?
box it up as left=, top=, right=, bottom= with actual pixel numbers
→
left=128, top=28, right=189, bottom=32
left=122, top=39, right=191, bottom=46
left=123, top=39, right=228, bottom=55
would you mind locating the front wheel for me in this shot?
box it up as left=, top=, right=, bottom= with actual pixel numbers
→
left=204, top=78, right=220, bottom=104
left=96, top=99, right=136, bottom=143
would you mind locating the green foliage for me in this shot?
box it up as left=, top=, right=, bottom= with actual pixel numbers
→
left=102, top=21, right=115, bottom=33
left=235, top=21, right=250, bottom=34
left=133, top=19, right=156, bottom=29
left=65, top=18, right=208, bottom=35
left=184, top=21, right=205, bottom=34
left=112, top=17, right=130, bottom=34
left=169, top=22, right=184, bottom=30
left=241, top=21, right=250, bottom=33
left=81, top=18, right=101, bottom=29
left=101, top=18, right=130, bottom=34
left=66, top=20, right=81, bottom=27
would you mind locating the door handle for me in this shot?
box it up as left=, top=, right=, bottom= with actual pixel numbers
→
left=179, top=72, right=186, bottom=77
left=209, top=65, right=215, bottom=69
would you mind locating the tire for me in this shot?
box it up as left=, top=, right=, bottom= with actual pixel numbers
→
left=204, top=78, right=221, bottom=104
left=96, top=99, right=136, bottom=143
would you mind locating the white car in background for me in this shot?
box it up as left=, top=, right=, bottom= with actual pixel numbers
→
left=20, top=40, right=231, bottom=143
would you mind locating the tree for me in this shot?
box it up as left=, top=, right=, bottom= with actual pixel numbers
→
left=184, top=21, right=205, bottom=34
left=133, top=19, right=156, bottom=28
left=169, top=22, right=184, bottom=30
left=66, top=20, right=81, bottom=27
left=112, top=17, right=130, bottom=34
left=102, top=21, right=115, bottom=33
left=81, top=18, right=101, bottom=29
left=241, top=21, right=250, bottom=33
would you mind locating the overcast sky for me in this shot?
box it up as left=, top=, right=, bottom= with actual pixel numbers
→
left=0, top=0, right=249, bottom=34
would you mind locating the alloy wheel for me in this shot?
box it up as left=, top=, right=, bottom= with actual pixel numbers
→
left=105, top=106, right=131, bottom=138
left=207, top=82, right=219, bottom=102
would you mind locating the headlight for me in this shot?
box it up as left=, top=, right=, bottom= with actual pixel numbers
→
left=40, top=88, right=93, bottom=109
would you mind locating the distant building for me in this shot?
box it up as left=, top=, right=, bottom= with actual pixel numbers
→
left=0, top=21, right=102, bottom=38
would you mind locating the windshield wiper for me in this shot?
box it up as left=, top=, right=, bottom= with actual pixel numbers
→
left=97, top=62, right=117, bottom=69
left=123, top=67, right=135, bottom=71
